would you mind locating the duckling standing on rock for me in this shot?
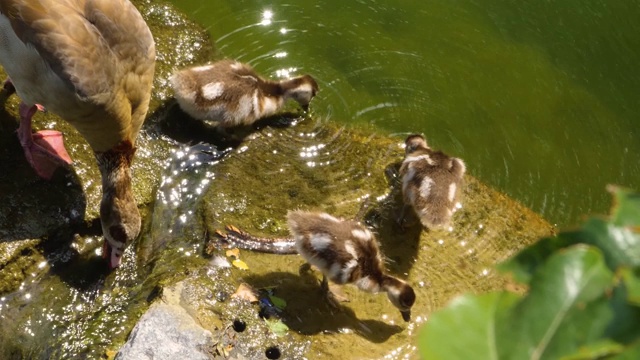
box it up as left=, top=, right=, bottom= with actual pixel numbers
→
left=170, top=60, right=318, bottom=129
left=399, top=134, right=466, bottom=230
left=217, top=210, right=416, bottom=321
left=0, top=0, right=156, bottom=269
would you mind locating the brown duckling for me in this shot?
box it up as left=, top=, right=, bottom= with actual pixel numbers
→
left=399, top=134, right=466, bottom=229
left=0, top=0, right=155, bottom=269
left=218, top=210, right=416, bottom=321
left=170, top=60, right=318, bottom=129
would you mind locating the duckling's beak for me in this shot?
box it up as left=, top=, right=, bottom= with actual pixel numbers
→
left=102, top=241, right=123, bottom=269
left=400, top=310, right=411, bottom=322
left=301, top=104, right=310, bottom=112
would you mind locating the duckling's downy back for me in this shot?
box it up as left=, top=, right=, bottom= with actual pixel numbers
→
left=401, top=135, right=466, bottom=229
left=170, top=59, right=318, bottom=127
left=286, top=211, right=385, bottom=286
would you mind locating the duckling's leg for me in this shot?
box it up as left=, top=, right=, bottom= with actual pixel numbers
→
left=397, top=204, right=413, bottom=230
left=320, top=275, right=350, bottom=306
left=17, top=103, right=72, bottom=179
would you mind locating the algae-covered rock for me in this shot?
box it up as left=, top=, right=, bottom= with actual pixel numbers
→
left=0, top=0, right=211, bottom=294
left=0, top=1, right=213, bottom=358
left=198, top=119, right=553, bottom=359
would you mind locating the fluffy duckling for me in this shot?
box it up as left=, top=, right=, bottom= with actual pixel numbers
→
left=170, top=60, right=318, bottom=128
left=399, top=134, right=466, bottom=229
left=219, top=211, right=416, bottom=321
left=0, top=0, right=156, bottom=269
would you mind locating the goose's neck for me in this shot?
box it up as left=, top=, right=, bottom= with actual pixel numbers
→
left=95, top=140, right=136, bottom=205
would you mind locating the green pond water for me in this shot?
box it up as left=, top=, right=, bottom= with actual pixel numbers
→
left=169, top=0, right=640, bottom=227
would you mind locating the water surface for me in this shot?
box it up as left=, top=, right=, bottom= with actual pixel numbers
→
left=169, top=0, right=640, bottom=226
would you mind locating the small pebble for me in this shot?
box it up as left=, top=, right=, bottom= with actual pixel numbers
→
left=232, top=319, right=246, bottom=332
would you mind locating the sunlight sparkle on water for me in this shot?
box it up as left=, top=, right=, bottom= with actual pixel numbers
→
left=274, top=51, right=287, bottom=58
left=280, top=27, right=288, bottom=34
left=276, top=67, right=298, bottom=78
left=260, top=9, right=273, bottom=26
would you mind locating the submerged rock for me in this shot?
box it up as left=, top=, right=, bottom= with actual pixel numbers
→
left=197, top=121, right=554, bottom=359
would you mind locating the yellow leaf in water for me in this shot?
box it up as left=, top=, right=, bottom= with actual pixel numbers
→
left=226, top=248, right=240, bottom=259
left=232, top=283, right=259, bottom=302
left=105, top=349, right=117, bottom=360
left=232, top=259, right=249, bottom=270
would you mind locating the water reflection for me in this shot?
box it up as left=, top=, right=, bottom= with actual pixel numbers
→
left=172, top=0, right=640, bottom=228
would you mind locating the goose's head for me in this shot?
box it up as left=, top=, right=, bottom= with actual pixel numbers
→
left=284, top=75, right=319, bottom=111
left=96, top=141, right=141, bottom=269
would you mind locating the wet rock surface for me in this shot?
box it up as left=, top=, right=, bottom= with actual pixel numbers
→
left=115, top=283, right=215, bottom=360
left=0, top=1, right=553, bottom=359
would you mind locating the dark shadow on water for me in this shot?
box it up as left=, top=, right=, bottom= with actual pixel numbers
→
left=148, top=99, right=307, bottom=150
left=356, top=161, right=421, bottom=277
left=243, top=271, right=403, bottom=344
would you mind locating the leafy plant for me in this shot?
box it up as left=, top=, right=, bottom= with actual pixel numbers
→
left=418, top=186, right=640, bottom=359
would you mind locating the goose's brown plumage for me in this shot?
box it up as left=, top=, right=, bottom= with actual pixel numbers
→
left=0, top=0, right=155, bottom=268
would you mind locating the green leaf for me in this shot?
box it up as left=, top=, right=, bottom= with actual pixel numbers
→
left=620, top=268, right=640, bottom=306
left=268, top=295, right=287, bottom=310
left=420, top=246, right=615, bottom=360
left=265, top=318, right=289, bottom=337
left=500, top=188, right=640, bottom=284
left=610, top=341, right=640, bottom=360
left=608, top=185, right=640, bottom=228
left=418, top=292, right=519, bottom=360
left=498, top=233, right=572, bottom=284
left=559, top=340, right=624, bottom=360
left=503, top=246, right=614, bottom=360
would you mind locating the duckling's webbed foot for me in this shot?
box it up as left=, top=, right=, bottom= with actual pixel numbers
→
left=17, top=103, right=72, bottom=179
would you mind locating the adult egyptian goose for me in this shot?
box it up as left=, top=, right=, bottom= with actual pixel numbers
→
left=170, top=60, right=318, bottom=129
left=399, top=134, right=466, bottom=229
left=0, top=0, right=156, bottom=269
left=218, top=211, right=416, bottom=321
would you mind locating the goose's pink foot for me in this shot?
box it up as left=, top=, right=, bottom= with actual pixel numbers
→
left=17, top=103, right=72, bottom=179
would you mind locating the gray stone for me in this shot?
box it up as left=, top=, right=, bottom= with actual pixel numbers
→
left=116, top=302, right=213, bottom=360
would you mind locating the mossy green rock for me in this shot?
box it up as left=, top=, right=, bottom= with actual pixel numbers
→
left=0, top=1, right=552, bottom=359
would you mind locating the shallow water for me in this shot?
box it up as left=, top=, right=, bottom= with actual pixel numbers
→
left=169, top=0, right=640, bottom=227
